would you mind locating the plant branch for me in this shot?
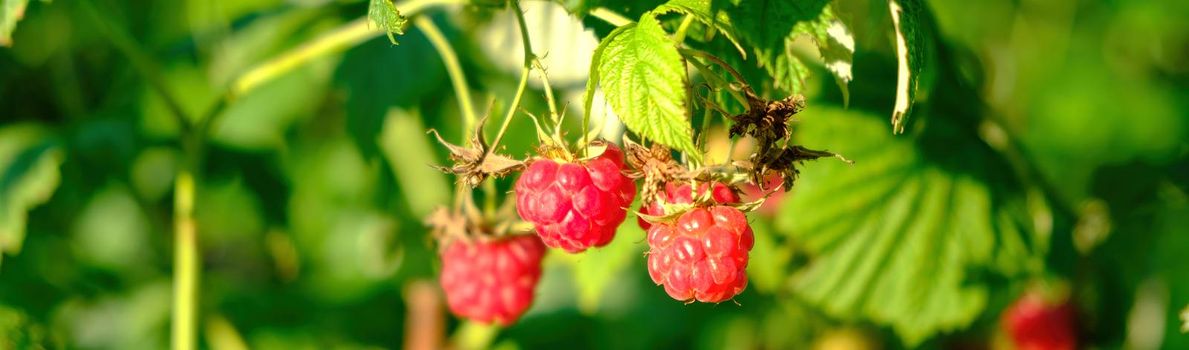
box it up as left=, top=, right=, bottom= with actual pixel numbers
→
left=588, top=7, right=632, bottom=27
left=679, top=48, right=755, bottom=97
left=673, top=14, right=695, bottom=43
left=532, top=58, right=561, bottom=134
left=487, top=0, right=535, bottom=156
left=415, top=17, right=478, bottom=140
left=231, top=0, right=465, bottom=98
left=685, top=56, right=749, bottom=108
left=80, top=0, right=193, bottom=133
left=171, top=170, right=199, bottom=350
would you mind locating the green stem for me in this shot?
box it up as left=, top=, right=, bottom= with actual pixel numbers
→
left=532, top=59, right=561, bottom=136
left=679, top=48, right=755, bottom=97
left=415, top=17, right=478, bottom=140
left=231, top=0, right=465, bottom=97
left=482, top=179, right=497, bottom=215
left=171, top=170, right=199, bottom=350
left=588, top=7, right=632, bottom=27
left=685, top=56, right=749, bottom=109
left=80, top=0, right=193, bottom=132
left=673, top=14, right=695, bottom=43
left=486, top=0, right=535, bottom=155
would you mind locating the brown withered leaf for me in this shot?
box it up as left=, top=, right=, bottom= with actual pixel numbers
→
left=752, top=145, right=852, bottom=191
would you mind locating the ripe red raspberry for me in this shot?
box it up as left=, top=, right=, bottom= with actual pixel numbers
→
left=439, top=235, right=546, bottom=325
left=646, top=205, right=753, bottom=303
left=638, top=182, right=739, bottom=230
left=1002, top=290, right=1077, bottom=350
left=514, top=144, right=636, bottom=253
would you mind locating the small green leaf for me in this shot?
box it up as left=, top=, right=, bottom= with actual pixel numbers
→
left=0, top=0, right=30, bottom=46
left=594, top=15, right=698, bottom=158
left=889, top=0, right=928, bottom=133
left=653, top=0, right=747, bottom=58
left=368, top=0, right=406, bottom=45
left=0, top=125, right=63, bottom=267
left=777, top=109, right=1040, bottom=345
left=727, top=0, right=828, bottom=93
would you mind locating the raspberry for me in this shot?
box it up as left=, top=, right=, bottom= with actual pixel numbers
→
left=646, top=205, right=753, bottom=303
left=439, top=235, right=546, bottom=325
left=1002, top=290, right=1077, bottom=350
left=638, top=182, right=740, bottom=230
left=514, top=144, right=636, bottom=253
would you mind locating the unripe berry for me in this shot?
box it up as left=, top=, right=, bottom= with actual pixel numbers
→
left=1002, top=290, right=1077, bottom=350
left=439, top=235, right=546, bottom=325
left=646, top=205, right=753, bottom=303
left=514, top=144, right=636, bottom=253
left=638, top=182, right=740, bottom=230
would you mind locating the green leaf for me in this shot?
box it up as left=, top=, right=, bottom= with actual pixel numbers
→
left=726, top=0, right=828, bottom=93
left=594, top=15, right=698, bottom=157
left=583, top=24, right=631, bottom=137
left=889, top=0, right=928, bottom=133
left=776, top=109, right=1040, bottom=345
left=368, top=0, right=406, bottom=45
left=653, top=0, right=746, bottom=58
left=0, top=125, right=63, bottom=267
left=0, top=0, right=29, bottom=46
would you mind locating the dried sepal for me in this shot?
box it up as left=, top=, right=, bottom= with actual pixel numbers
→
left=624, top=138, right=685, bottom=205
left=428, top=115, right=525, bottom=188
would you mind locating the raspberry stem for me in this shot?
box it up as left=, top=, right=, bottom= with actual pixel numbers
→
left=486, top=0, right=535, bottom=160
left=415, top=16, right=477, bottom=141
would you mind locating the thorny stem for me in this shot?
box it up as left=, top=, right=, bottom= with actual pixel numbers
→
left=416, top=17, right=478, bottom=141
left=532, top=58, right=562, bottom=137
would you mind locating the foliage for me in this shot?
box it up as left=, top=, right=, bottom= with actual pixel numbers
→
left=0, top=0, right=1186, bottom=348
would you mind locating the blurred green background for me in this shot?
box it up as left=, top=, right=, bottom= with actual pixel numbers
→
left=1, top=0, right=1186, bottom=349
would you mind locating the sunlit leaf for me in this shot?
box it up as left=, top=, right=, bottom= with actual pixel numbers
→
left=777, top=108, right=1040, bottom=345
left=653, top=0, right=747, bottom=58
left=593, top=15, right=698, bottom=157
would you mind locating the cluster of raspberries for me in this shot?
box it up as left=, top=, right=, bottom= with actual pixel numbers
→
left=439, top=144, right=756, bottom=325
